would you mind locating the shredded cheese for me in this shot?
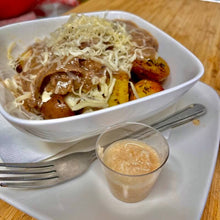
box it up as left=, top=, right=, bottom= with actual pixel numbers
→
left=19, top=14, right=138, bottom=75
left=65, top=76, right=116, bottom=111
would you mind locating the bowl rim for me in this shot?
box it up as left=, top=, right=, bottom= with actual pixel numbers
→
left=0, top=10, right=204, bottom=125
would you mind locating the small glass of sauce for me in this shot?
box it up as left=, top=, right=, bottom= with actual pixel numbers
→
left=96, top=122, right=169, bottom=203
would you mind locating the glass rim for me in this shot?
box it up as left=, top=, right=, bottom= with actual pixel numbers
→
left=95, top=121, right=170, bottom=177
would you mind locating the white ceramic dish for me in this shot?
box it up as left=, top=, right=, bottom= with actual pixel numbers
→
left=0, top=82, right=219, bottom=220
left=0, top=11, right=204, bottom=142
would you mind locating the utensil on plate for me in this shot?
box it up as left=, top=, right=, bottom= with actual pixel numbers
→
left=0, top=103, right=206, bottom=188
left=0, top=150, right=96, bottom=188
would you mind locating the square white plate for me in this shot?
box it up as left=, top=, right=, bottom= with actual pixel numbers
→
left=0, top=81, right=219, bottom=220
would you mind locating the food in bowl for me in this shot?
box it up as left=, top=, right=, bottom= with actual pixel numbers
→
left=0, top=11, right=204, bottom=142
left=0, top=13, right=169, bottom=120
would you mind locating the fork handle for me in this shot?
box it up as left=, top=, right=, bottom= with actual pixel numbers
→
left=151, top=104, right=206, bottom=131
left=47, top=103, right=206, bottom=160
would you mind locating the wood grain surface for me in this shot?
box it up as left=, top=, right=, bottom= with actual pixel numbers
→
left=0, top=0, right=219, bottom=219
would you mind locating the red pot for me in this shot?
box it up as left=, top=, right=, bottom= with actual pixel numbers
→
left=0, top=0, right=39, bottom=19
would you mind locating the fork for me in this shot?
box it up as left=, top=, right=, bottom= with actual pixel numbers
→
left=0, top=103, right=206, bottom=188
left=0, top=150, right=96, bottom=188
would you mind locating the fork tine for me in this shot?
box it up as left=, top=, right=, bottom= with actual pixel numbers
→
left=0, top=150, right=96, bottom=188
left=0, top=174, right=58, bottom=182
left=0, top=177, right=59, bottom=188
left=0, top=161, right=56, bottom=175
left=0, top=168, right=56, bottom=175
left=0, top=160, right=58, bottom=188
left=0, top=162, right=53, bottom=168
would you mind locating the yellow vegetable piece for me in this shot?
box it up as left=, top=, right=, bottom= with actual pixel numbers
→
left=108, top=71, right=129, bottom=106
left=130, top=79, right=164, bottom=100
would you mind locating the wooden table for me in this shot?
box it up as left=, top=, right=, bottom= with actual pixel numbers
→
left=0, top=0, right=219, bottom=219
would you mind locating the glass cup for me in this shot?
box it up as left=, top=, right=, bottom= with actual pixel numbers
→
left=96, top=122, right=169, bottom=203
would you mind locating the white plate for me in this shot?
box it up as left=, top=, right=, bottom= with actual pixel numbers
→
left=0, top=82, right=219, bottom=220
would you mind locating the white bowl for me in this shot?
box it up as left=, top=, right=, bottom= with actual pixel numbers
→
left=0, top=11, right=204, bottom=143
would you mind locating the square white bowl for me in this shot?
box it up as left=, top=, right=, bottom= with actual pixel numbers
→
left=0, top=11, right=204, bottom=143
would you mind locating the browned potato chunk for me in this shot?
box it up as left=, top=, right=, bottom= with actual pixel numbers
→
left=130, top=79, right=164, bottom=100
left=41, top=94, right=74, bottom=119
left=108, top=71, right=129, bottom=106
left=131, top=57, right=170, bottom=82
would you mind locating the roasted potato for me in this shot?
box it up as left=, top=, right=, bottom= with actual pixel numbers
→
left=41, top=94, right=74, bottom=119
left=131, top=57, right=170, bottom=82
left=108, top=71, right=129, bottom=106
left=130, top=79, right=164, bottom=100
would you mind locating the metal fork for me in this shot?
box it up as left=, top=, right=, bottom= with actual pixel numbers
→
left=0, top=150, right=96, bottom=188
left=0, top=103, right=206, bottom=188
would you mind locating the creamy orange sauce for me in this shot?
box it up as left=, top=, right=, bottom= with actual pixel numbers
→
left=103, top=139, right=160, bottom=175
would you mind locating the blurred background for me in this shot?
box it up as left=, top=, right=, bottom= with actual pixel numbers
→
left=0, top=0, right=85, bottom=27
